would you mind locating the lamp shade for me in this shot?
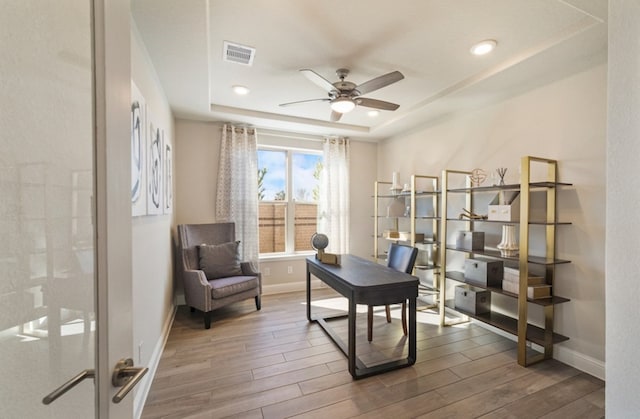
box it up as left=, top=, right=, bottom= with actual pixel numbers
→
left=330, top=97, right=356, bottom=113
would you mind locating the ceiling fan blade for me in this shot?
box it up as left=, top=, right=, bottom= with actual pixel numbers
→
left=330, top=110, right=343, bottom=122
left=357, top=97, right=400, bottom=111
left=300, top=69, right=337, bottom=93
left=279, top=98, right=330, bottom=107
left=355, top=71, right=404, bottom=95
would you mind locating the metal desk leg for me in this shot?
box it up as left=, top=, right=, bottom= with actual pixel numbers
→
left=306, top=268, right=312, bottom=322
left=348, top=292, right=356, bottom=377
left=409, top=297, right=417, bottom=363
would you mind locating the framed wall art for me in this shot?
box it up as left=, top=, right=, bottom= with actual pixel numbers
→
left=164, top=138, right=173, bottom=214
left=131, top=81, right=147, bottom=216
left=147, top=115, right=163, bottom=216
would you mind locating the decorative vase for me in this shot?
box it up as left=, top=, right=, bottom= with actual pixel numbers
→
left=497, top=224, right=518, bottom=256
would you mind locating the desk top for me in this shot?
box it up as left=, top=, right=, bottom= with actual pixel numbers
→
left=307, top=255, right=418, bottom=304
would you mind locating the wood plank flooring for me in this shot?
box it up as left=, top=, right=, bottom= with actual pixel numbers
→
left=142, top=289, right=604, bottom=419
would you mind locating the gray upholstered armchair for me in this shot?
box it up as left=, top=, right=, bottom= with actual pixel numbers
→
left=177, top=223, right=261, bottom=329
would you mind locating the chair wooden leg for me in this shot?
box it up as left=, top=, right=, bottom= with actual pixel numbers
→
left=204, top=312, right=211, bottom=329
left=401, top=301, right=407, bottom=336
left=255, top=295, right=261, bottom=310
left=385, top=305, right=392, bottom=323
left=367, top=305, right=373, bottom=342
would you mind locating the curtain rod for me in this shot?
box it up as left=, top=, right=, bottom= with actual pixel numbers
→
left=223, top=125, right=255, bottom=135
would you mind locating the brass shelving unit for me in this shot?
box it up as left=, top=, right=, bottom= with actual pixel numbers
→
left=373, top=175, right=440, bottom=308
left=438, top=156, right=572, bottom=367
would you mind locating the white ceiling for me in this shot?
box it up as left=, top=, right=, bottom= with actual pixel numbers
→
left=131, top=0, right=607, bottom=142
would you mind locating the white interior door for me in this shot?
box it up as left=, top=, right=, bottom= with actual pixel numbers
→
left=0, top=1, right=134, bottom=418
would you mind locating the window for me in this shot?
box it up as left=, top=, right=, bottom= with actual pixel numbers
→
left=258, top=147, right=323, bottom=255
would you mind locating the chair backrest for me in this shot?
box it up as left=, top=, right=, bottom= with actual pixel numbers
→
left=387, top=243, right=418, bottom=274
left=177, top=223, right=236, bottom=270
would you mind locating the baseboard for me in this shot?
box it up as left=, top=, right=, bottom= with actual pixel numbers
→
left=263, top=279, right=326, bottom=295
left=470, top=319, right=605, bottom=381
left=554, top=344, right=605, bottom=381
left=134, top=303, right=178, bottom=419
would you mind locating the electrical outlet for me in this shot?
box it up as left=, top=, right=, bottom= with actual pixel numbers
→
left=287, top=266, right=293, bottom=274
left=138, top=341, right=143, bottom=364
left=264, top=267, right=271, bottom=276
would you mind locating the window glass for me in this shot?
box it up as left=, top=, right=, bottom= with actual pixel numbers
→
left=257, top=148, right=323, bottom=255
left=292, top=153, right=322, bottom=202
left=257, top=149, right=286, bottom=201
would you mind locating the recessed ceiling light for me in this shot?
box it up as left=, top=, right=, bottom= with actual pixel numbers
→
left=470, top=39, right=497, bottom=56
left=232, top=85, right=250, bottom=95
left=368, top=110, right=380, bottom=117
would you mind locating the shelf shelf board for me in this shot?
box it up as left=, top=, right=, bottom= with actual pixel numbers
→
left=447, top=181, right=573, bottom=193
left=447, top=305, right=569, bottom=346
left=445, top=271, right=570, bottom=306
left=374, top=191, right=440, bottom=199
left=415, top=264, right=438, bottom=271
left=378, top=237, right=438, bottom=245
left=444, top=245, right=571, bottom=265
left=417, top=239, right=438, bottom=245
left=374, top=215, right=439, bottom=220
left=445, top=218, right=571, bottom=226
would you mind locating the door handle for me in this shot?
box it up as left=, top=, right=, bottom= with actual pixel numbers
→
left=111, top=358, right=148, bottom=403
left=42, top=369, right=96, bottom=405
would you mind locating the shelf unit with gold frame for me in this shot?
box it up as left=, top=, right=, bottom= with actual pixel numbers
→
left=373, top=175, right=440, bottom=308
left=438, top=156, right=572, bottom=367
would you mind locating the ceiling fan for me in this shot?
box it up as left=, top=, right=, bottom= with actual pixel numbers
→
left=279, top=68, right=404, bottom=122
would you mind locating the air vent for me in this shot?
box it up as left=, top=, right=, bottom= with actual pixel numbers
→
left=223, top=41, right=255, bottom=66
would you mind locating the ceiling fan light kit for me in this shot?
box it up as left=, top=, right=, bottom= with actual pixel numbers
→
left=279, top=67, right=404, bottom=121
left=330, top=97, right=356, bottom=113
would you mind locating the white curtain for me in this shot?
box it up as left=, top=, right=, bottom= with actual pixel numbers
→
left=216, top=124, right=259, bottom=264
left=318, top=137, right=350, bottom=254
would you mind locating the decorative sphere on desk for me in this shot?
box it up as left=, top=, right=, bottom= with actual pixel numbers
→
left=311, top=233, right=329, bottom=251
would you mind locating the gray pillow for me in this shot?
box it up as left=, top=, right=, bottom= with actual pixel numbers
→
left=198, top=241, right=243, bottom=279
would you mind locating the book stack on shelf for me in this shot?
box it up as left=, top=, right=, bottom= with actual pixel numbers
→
left=502, top=267, right=551, bottom=299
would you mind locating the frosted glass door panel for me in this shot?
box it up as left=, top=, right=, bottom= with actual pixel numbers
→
left=0, top=1, right=96, bottom=417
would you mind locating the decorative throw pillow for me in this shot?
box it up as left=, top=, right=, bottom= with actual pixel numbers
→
left=198, top=241, right=243, bottom=279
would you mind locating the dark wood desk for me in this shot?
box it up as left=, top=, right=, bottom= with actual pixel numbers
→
left=306, top=255, right=419, bottom=379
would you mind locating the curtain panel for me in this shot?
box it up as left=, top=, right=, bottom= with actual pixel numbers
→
left=318, top=137, right=350, bottom=254
left=215, top=124, right=259, bottom=264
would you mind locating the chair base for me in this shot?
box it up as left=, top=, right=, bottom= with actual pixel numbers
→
left=196, top=295, right=262, bottom=329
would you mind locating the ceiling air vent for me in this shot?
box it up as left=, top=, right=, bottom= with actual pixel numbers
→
left=223, top=41, right=255, bottom=66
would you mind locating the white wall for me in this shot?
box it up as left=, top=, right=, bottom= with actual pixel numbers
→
left=606, top=0, right=640, bottom=415
left=130, top=21, right=175, bottom=414
left=174, top=119, right=222, bottom=225
left=349, top=141, right=378, bottom=259
left=378, top=64, right=607, bottom=378
left=174, top=120, right=377, bottom=294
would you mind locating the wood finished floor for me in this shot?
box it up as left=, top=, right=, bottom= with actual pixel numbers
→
left=141, top=289, right=604, bottom=419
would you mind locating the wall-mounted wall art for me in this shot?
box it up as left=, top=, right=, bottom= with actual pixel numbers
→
left=164, top=138, right=173, bottom=214
left=147, top=115, right=163, bottom=215
left=131, top=81, right=147, bottom=216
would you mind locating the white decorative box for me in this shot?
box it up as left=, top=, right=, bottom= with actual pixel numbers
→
left=488, top=191, right=520, bottom=222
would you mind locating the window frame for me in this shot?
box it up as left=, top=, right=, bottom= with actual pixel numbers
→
left=257, top=145, right=322, bottom=257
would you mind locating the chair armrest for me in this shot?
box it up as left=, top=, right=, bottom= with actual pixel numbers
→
left=182, top=269, right=211, bottom=312
left=241, top=262, right=262, bottom=294
left=241, top=261, right=260, bottom=276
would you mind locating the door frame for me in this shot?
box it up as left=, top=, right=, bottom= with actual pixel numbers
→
left=93, top=0, right=134, bottom=417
